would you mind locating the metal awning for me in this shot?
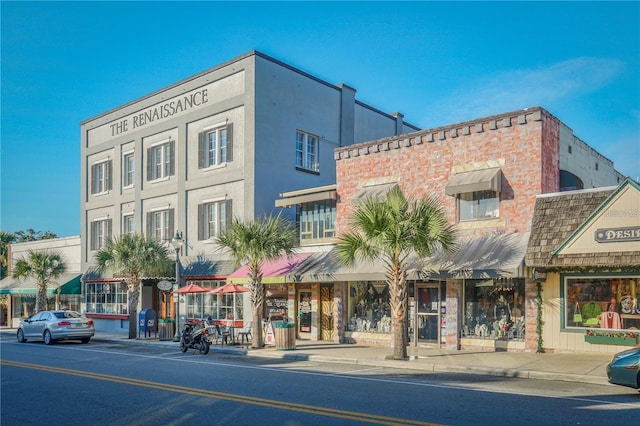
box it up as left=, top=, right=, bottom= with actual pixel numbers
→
left=352, top=182, right=399, bottom=204
left=0, top=273, right=82, bottom=295
left=445, top=168, right=502, bottom=196
left=275, top=185, right=337, bottom=208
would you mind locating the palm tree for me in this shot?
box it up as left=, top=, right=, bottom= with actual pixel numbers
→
left=336, top=186, right=457, bottom=360
left=93, top=234, right=173, bottom=339
left=13, top=249, right=67, bottom=313
left=215, top=214, right=297, bottom=349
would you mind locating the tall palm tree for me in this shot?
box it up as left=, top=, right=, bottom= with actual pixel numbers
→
left=93, top=234, right=173, bottom=339
left=13, top=249, right=67, bottom=313
left=215, top=214, right=297, bottom=349
left=336, top=186, right=457, bottom=360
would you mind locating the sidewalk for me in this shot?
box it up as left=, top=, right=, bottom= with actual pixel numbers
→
left=85, top=330, right=615, bottom=386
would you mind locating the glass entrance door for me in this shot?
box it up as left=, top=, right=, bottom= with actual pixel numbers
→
left=415, top=284, right=442, bottom=345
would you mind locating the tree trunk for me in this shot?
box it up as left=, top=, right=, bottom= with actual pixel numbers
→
left=128, top=282, right=140, bottom=339
left=36, top=286, right=47, bottom=313
left=389, top=265, right=408, bottom=360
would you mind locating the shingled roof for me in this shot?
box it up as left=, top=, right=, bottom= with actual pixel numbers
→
left=525, top=186, right=640, bottom=268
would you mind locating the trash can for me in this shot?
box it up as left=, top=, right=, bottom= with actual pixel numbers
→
left=274, top=322, right=296, bottom=350
left=158, top=318, right=175, bottom=341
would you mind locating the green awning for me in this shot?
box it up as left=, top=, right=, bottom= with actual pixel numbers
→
left=0, top=273, right=82, bottom=295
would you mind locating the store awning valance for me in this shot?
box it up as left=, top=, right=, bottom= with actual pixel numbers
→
left=0, top=273, right=82, bottom=295
left=275, top=185, right=337, bottom=208
left=228, top=252, right=313, bottom=284
left=445, top=168, right=502, bottom=196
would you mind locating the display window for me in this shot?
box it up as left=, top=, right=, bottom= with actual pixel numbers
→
left=462, top=279, right=525, bottom=340
left=564, top=276, right=639, bottom=330
left=347, top=282, right=391, bottom=333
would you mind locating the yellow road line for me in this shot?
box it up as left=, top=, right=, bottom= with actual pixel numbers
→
left=1, top=360, right=441, bottom=425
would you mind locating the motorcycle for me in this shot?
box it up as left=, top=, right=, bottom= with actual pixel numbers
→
left=180, top=321, right=210, bottom=354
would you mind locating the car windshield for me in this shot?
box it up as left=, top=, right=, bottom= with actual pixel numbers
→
left=53, top=311, right=82, bottom=319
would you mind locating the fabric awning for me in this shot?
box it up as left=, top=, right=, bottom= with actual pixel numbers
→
left=0, top=273, right=82, bottom=295
left=275, top=185, right=337, bottom=208
left=433, top=232, right=529, bottom=279
left=287, top=249, right=440, bottom=283
left=445, top=168, right=502, bottom=196
left=352, top=183, right=399, bottom=204
left=228, top=252, right=313, bottom=284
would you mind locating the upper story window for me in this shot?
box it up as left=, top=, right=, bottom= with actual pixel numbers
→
left=123, top=152, right=135, bottom=188
left=458, top=190, right=499, bottom=221
left=91, top=160, right=112, bottom=195
left=146, top=209, right=174, bottom=242
left=90, top=218, right=112, bottom=251
left=298, top=200, right=336, bottom=243
left=296, top=130, right=319, bottom=172
left=122, top=214, right=135, bottom=235
left=198, top=200, right=232, bottom=240
left=147, top=140, right=175, bottom=181
left=199, top=124, right=232, bottom=169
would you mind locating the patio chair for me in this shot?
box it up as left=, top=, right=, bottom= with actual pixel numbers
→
left=237, top=325, right=252, bottom=346
left=211, top=324, right=229, bottom=346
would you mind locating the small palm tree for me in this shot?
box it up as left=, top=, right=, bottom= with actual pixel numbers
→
left=93, top=234, right=173, bottom=339
left=336, top=186, right=457, bottom=359
left=13, top=249, right=67, bottom=313
left=215, top=214, right=297, bottom=349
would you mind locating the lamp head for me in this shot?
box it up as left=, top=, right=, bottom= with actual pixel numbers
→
left=170, top=231, right=184, bottom=251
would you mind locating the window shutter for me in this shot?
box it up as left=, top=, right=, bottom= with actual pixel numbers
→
left=146, top=212, right=152, bottom=237
left=225, top=199, right=233, bottom=230
left=106, top=219, right=112, bottom=241
left=90, top=165, right=96, bottom=195
left=146, top=148, right=152, bottom=181
left=197, top=204, right=204, bottom=240
left=90, top=222, right=97, bottom=251
left=168, top=208, right=175, bottom=240
left=226, top=123, right=233, bottom=162
left=106, top=161, right=112, bottom=191
left=198, top=132, right=205, bottom=169
left=169, top=141, right=176, bottom=176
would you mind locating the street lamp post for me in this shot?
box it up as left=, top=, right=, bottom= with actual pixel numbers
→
left=171, top=231, right=184, bottom=341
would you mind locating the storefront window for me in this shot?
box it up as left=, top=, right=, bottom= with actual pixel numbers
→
left=463, top=279, right=525, bottom=339
left=347, top=282, right=391, bottom=333
left=565, top=277, right=639, bottom=329
left=188, top=280, right=241, bottom=321
left=85, top=282, right=128, bottom=314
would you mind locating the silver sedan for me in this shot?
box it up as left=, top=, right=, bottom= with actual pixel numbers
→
left=17, top=310, right=95, bottom=345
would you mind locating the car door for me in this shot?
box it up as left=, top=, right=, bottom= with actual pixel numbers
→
left=23, top=312, right=44, bottom=338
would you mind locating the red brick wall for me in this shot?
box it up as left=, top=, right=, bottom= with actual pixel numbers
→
left=336, top=108, right=561, bottom=238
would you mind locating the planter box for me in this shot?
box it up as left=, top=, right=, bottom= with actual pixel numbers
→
left=584, top=335, right=637, bottom=346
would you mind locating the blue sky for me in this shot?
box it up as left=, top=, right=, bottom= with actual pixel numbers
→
left=1, top=1, right=638, bottom=238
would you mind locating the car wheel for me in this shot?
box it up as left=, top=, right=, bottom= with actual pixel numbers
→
left=81, top=338, right=91, bottom=344
left=16, top=329, right=26, bottom=343
left=43, top=330, right=54, bottom=345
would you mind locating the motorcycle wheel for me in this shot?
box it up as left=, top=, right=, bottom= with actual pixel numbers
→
left=200, top=339, right=210, bottom=355
left=180, top=337, right=188, bottom=353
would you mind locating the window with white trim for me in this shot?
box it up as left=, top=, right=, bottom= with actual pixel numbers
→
left=146, top=209, right=174, bottom=242
left=458, top=190, right=499, bottom=221
left=122, top=214, right=135, bottom=235
left=90, top=218, right=112, bottom=251
left=147, top=140, right=175, bottom=181
left=91, top=160, right=112, bottom=194
left=295, top=130, right=319, bottom=172
left=85, top=281, right=128, bottom=314
left=198, top=200, right=232, bottom=240
left=199, top=124, right=232, bottom=169
left=298, top=200, right=336, bottom=243
left=123, top=152, right=135, bottom=188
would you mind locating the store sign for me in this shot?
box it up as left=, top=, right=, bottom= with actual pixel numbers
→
left=594, top=226, right=640, bottom=243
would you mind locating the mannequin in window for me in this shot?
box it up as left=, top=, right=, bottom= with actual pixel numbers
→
left=494, top=294, right=511, bottom=322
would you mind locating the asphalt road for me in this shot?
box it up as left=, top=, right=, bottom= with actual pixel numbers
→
left=1, top=335, right=638, bottom=425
